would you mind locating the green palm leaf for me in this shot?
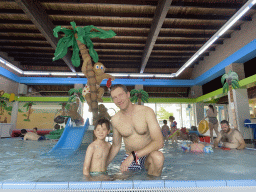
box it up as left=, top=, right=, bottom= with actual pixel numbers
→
left=222, top=82, right=229, bottom=93
left=221, top=74, right=228, bottom=85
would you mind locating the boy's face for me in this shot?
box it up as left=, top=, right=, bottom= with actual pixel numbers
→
left=33, top=129, right=37, bottom=133
left=94, top=123, right=110, bottom=140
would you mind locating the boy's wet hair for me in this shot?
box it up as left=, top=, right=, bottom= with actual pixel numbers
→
left=33, top=127, right=38, bottom=131
left=190, top=133, right=199, bottom=143
left=94, top=118, right=111, bottom=130
left=21, top=129, right=27, bottom=134
left=163, top=120, right=167, bottom=124
left=110, top=84, right=128, bottom=94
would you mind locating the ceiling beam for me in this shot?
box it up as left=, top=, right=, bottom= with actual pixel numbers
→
left=140, top=0, right=172, bottom=73
left=15, top=0, right=76, bottom=72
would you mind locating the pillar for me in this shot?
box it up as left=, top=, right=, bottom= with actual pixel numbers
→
left=225, top=63, right=252, bottom=139
left=10, top=101, right=19, bottom=129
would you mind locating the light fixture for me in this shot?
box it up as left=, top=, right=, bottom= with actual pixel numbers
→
left=23, top=71, right=51, bottom=75
left=175, top=0, right=255, bottom=77
left=51, top=72, right=77, bottom=76
left=0, top=57, right=23, bottom=74
left=129, top=74, right=154, bottom=77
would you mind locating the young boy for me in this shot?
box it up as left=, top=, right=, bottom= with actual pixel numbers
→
left=161, top=120, right=170, bottom=141
left=83, top=119, right=111, bottom=177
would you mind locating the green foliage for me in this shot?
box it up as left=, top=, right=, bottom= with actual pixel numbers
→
left=157, top=107, right=173, bottom=120
left=23, top=102, right=35, bottom=112
left=23, top=119, right=30, bottom=122
left=221, top=70, right=240, bottom=93
left=53, top=21, right=116, bottom=66
left=68, top=88, right=85, bottom=103
left=18, top=109, right=23, bottom=113
left=130, top=89, right=149, bottom=103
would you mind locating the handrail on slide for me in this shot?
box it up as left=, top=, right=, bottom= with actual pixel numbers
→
left=46, top=118, right=89, bottom=156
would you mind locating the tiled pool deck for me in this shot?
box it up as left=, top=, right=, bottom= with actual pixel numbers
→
left=1, top=179, right=256, bottom=191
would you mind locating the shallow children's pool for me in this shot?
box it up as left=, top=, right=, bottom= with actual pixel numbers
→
left=1, top=138, right=256, bottom=182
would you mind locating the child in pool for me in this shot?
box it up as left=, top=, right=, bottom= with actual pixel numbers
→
left=189, top=133, right=205, bottom=153
left=83, top=118, right=111, bottom=178
left=161, top=120, right=170, bottom=141
left=169, top=116, right=178, bottom=143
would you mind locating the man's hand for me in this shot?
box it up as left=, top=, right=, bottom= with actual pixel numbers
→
left=120, top=154, right=133, bottom=172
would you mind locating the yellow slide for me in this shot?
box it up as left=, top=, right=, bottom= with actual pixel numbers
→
left=198, top=120, right=209, bottom=134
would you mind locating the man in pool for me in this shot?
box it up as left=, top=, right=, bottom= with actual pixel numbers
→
left=214, top=120, right=246, bottom=150
left=21, top=129, right=46, bottom=141
left=107, top=84, right=164, bottom=176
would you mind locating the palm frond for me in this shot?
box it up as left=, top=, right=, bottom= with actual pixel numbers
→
left=221, top=74, right=228, bottom=85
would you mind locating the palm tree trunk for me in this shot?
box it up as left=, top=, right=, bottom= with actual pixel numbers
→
left=75, top=33, right=98, bottom=125
left=229, top=85, right=238, bottom=129
left=138, top=98, right=141, bottom=105
left=27, top=106, right=31, bottom=120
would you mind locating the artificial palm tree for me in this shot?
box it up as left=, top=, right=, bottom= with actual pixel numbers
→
left=130, top=89, right=149, bottom=105
left=23, top=102, right=35, bottom=121
left=221, top=70, right=240, bottom=129
left=0, top=100, right=7, bottom=115
left=53, top=21, right=116, bottom=124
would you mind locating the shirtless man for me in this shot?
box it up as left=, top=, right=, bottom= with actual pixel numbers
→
left=107, top=84, right=164, bottom=176
left=21, top=129, right=46, bottom=141
left=214, top=120, right=246, bottom=150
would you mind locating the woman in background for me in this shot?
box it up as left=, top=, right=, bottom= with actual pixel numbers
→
left=204, top=105, right=219, bottom=143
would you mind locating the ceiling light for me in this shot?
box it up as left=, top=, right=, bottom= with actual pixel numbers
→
left=23, top=71, right=51, bottom=75
left=129, top=74, right=154, bottom=77
left=0, top=57, right=23, bottom=74
left=51, top=72, right=77, bottom=76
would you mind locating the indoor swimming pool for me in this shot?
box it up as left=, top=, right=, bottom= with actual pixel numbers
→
left=1, top=138, right=256, bottom=182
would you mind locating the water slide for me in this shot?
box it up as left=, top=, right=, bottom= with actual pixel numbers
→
left=44, top=118, right=89, bottom=157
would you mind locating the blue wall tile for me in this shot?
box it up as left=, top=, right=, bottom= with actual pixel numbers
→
left=69, top=181, right=101, bottom=189
left=35, top=182, right=68, bottom=189
left=2, top=182, right=36, bottom=189
left=133, top=180, right=164, bottom=188
left=102, top=181, right=133, bottom=189
left=165, top=180, right=197, bottom=188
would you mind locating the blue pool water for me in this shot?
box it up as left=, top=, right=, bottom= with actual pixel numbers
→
left=1, top=138, right=256, bottom=182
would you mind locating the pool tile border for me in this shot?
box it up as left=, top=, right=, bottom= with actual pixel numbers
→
left=1, top=180, right=256, bottom=189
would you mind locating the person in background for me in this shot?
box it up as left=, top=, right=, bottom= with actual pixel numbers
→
left=33, top=127, right=38, bottom=134
left=83, top=119, right=111, bottom=180
left=169, top=116, right=178, bottom=143
left=161, top=120, right=170, bottom=141
left=214, top=120, right=246, bottom=150
left=204, top=105, right=219, bottom=143
left=189, top=133, right=205, bottom=153
left=21, top=129, right=46, bottom=141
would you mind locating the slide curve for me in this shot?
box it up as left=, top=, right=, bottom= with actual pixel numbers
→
left=45, top=118, right=89, bottom=157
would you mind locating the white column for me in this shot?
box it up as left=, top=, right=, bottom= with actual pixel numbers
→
left=225, top=63, right=252, bottom=139
left=10, top=101, right=19, bottom=129
left=228, top=88, right=252, bottom=139
left=195, top=102, right=205, bottom=126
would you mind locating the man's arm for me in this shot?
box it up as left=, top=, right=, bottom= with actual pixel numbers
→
left=136, top=107, right=164, bottom=158
left=235, top=131, right=246, bottom=150
left=213, top=132, right=222, bottom=148
left=107, top=124, right=122, bottom=166
left=83, top=144, right=94, bottom=176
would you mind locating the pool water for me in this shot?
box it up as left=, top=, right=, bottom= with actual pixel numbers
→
left=1, top=138, right=256, bottom=182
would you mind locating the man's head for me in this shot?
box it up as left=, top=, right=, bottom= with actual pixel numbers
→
left=220, top=120, right=230, bottom=133
left=163, top=120, right=167, bottom=125
left=21, top=129, right=27, bottom=135
left=110, top=84, right=130, bottom=110
left=33, top=127, right=37, bottom=133
left=190, top=133, right=199, bottom=143
left=94, top=118, right=111, bottom=140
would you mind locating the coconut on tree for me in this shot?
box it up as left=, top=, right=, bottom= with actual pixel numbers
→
left=23, top=102, right=35, bottom=121
left=221, top=70, right=240, bottom=129
left=53, top=21, right=116, bottom=124
left=130, top=89, right=149, bottom=105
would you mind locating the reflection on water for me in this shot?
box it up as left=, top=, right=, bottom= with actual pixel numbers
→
left=1, top=138, right=256, bottom=182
